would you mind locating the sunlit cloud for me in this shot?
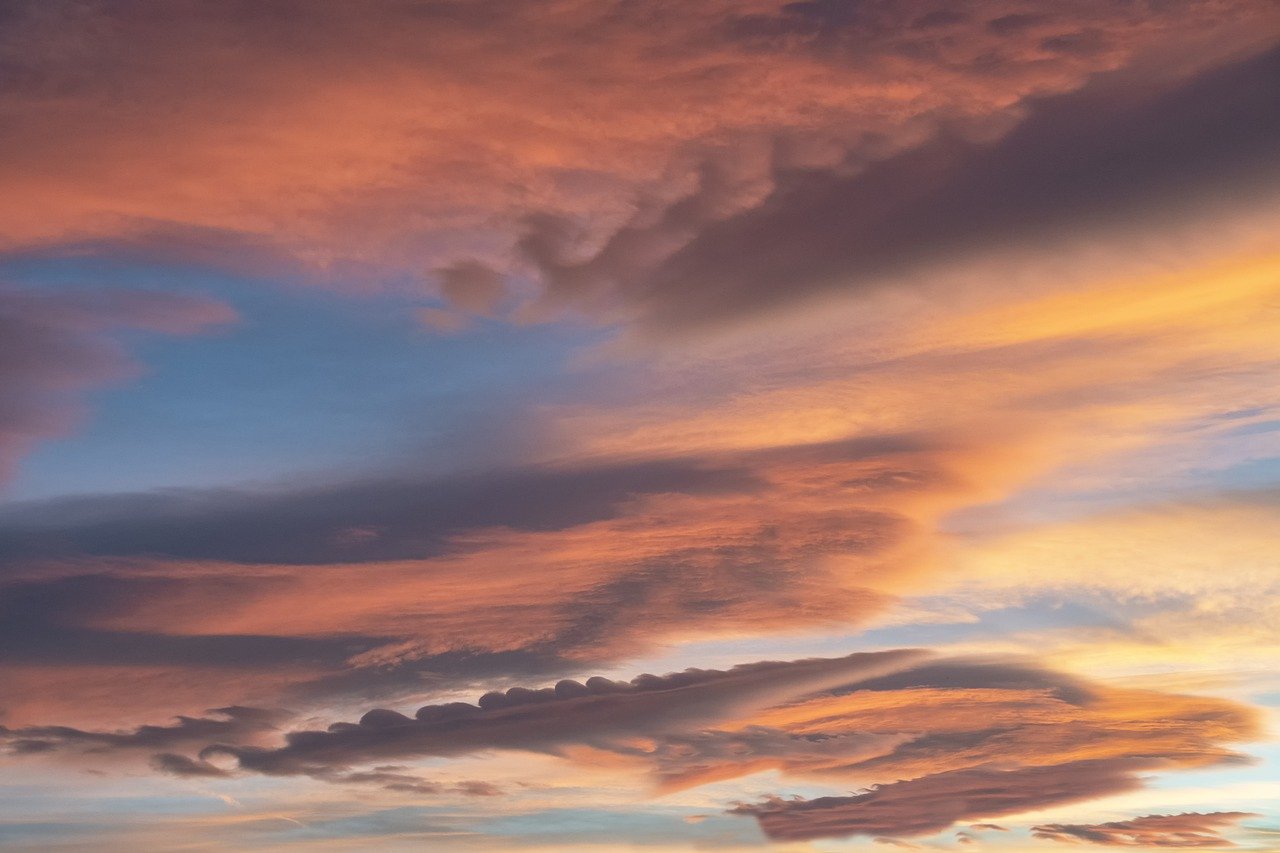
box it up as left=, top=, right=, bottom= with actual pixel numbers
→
left=1032, top=811, right=1258, bottom=848
left=2, top=1, right=1278, bottom=849
left=3, top=652, right=1241, bottom=844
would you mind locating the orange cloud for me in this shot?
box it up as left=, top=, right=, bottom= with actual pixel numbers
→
left=2, top=0, right=1271, bottom=307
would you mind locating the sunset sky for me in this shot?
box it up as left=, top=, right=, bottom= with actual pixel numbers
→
left=2, top=2, right=1279, bottom=851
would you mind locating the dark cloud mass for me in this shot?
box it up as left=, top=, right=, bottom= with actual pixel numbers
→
left=0, top=456, right=758, bottom=565
left=202, top=650, right=924, bottom=775
left=529, top=42, right=1280, bottom=329
left=0, top=573, right=392, bottom=668
left=3, top=706, right=291, bottom=757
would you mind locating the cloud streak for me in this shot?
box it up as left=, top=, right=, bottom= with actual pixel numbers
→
left=201, top=650, right=923, bottom=775
left=1032, top=812, right=1258, bottom=847
left=733, top=760, right=1152, bottom=841
left=1, top=705, right=291, bottom=757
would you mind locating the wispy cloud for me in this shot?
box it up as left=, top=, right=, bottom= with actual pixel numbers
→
left=1032, top=811, right=1258, bottom=847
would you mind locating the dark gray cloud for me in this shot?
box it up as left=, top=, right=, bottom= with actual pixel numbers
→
left=0, top=574, right=391, bottom=667
left=0, top=572, right=564, bottom=709
left=201, top=650, right=923, bottom=775
left=526, top=42, right=1280, bottom=330
left=152, top=753, right=504, bottom=799
left=1, top=702, right=503, bottom=797
left=0, top=430, right=928, bottom=567
left=151, top=752, right=231, bottom=778
left=0, top=456, right=759, bottom=565
left=1032, top=812, right=1257, bottom=847
left=2, top=706, right=291, bottom=757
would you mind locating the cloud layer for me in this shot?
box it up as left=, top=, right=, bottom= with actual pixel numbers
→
left=28, top=651, right=1241, bottom=844
left=2, top=3, right=1278, bottom=850
left=3, top=0, right=1275, bottom=322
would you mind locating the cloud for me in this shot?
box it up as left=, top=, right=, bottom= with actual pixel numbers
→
left=436, top=260, right=507, bottom=316
left=1, top=0, right=1270, bottom=314
left=648, top=658, right=1103, bottom=790
left=531, top=38, right=1280, bottom=331
left=938, top=490, right=1280, bottom=685
left=656, top=657, right=1257, bottom=803
left=0, top=287, right=235, bottom=486
left=1, top=706, right=291, bottom=757
left=0, top=573, right=393, bottom=669
left=733, top=761, right=1150, bottom=841
left=150, top=752, right=231, bottom=778
left=824, top=659, right=1095, bottom=703
left=296, top=765, right=503, bottom=798
left=201, top=650, right=923, bottom=775
left=130, top=651, right=1255, bottom=845
left=0, top=431, right=959, bottom=720
left=1032, top=812, right=1258, bottom=847
left=150, top=753, right=503, bottom=802
left=5, top=243, right=1277, bottom=728
left=0, top=454, right=759, bottom=565
left=4, top=651, right=1260, bottom=844
left=1, top=4, right=1276, bottom=849
left=2, top=701, right=505, bottom=798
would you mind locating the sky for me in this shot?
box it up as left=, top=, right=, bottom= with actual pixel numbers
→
left=1, top=1, right=1279, bottom=851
